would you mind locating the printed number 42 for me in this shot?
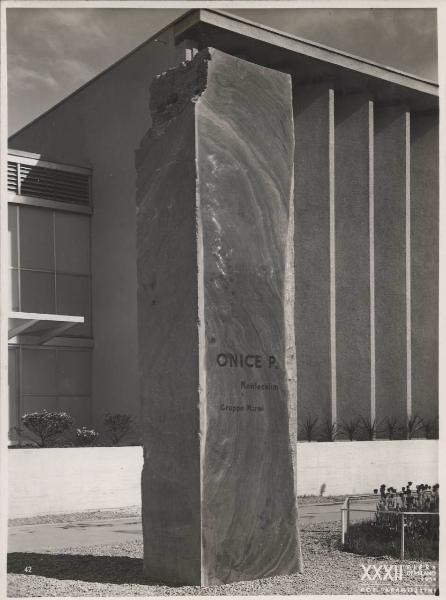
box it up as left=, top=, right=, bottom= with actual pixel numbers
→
left=24, top=566, right=32, bottom=573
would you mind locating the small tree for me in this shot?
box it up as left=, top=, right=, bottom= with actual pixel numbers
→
left=103, top=413, right=133, bottom=445
left=21, top=410, right=73, bottom=447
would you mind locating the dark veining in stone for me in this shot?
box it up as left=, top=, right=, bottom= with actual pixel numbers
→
left=136, top=48, right=301, bottom=586
left=197, top=49, right=299, bottom=586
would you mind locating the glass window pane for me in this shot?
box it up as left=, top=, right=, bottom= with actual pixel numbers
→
left=10, top=269, right=19, bottom=311
left=56, top=274, right=91, bottom=337
left=57, top=350, right=91, bottom=396
left=21, top=396, right=58, bottom=416
left=21, top=270, right=56, bottom=314
left=22, top=348, right=57, bottom=395
left=55, top=212, right=90, bottom=275
left=20, top=206, right=54, bottom=271
left=8, top=204, right=18, bottom=267
left=58, top=396, right=90, bottom=427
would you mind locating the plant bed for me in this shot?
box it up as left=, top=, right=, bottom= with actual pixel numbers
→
left=10, top=411, right=140, bottom=448
left=344, top=517, right=439, bottom=560
left=343, top=481, right=439, bottom=561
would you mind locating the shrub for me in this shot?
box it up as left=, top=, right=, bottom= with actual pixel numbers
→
left=339, top=417, right=360, bottom=441
left=422, top=417, right=439, bottom=440
left=75, top=427, right=100, bottom=447
left=345, top=482, right=439, bottom=560
left=403, top=414, right=425, bottom=439
left=345, top=518, right=439, bottom=560
left=21, top=410, right=73, bottom=448
left=300, top=414, right=319, bottom=442
left=358, top=416, right=381, bottom=441
left=384, top=415, right=399, bottom=440
left=103, top=413, right=133, bottom=445
left=322, top=419, right=338, bottom=442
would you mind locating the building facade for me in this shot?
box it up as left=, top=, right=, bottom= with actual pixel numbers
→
left=7, top=10, right=439, bottom=442
left=8, top=151, right=92, bottom=432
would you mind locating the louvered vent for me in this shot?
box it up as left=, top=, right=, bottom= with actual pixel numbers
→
left=8, top=161, right=18, bottom=193
left=7, top=159, right=90, bottom=205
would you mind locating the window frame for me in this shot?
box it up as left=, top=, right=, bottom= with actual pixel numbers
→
left=7, top=152, right=93, bottom=344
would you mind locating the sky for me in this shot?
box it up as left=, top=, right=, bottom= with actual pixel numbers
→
left=6, top=6, right=438, bottom=135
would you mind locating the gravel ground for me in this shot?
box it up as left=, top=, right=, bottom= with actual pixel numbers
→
left=9, top=507, right=142, bottom=527
left=8, top=521, right=438, bottom=596
left=298, top=495, right=346, bottom=505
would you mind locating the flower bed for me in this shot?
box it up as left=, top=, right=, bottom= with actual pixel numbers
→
left=344, top=482, right=439, bottom=560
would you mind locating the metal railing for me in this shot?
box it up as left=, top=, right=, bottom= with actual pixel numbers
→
left=341, top=496, right=439, bottom=560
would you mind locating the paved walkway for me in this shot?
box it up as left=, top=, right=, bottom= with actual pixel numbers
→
left=8, top=500, right=377, bottom=553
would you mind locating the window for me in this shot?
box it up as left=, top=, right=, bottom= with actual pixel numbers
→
left=8, top=154, right=93, bottom=437
left=9, top=204, right=92, bottom=337
left=20, top=206, right=54, bottom=270
left=19, top=347, right=92, bottom=426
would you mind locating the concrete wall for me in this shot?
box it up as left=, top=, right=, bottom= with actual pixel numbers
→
left=8, top=447, right=142, bottom=518
left=335, top=94, right=371, bottom=425
left=298, top=440, right=438, bottom=496
left=293, top=87, right=438, bottom=436
left=294, top=84, right=331, bottom=425
left=410, top=112, right=439, bottom=421
left=9, top=29, right=186, bottom=432
left=8, top=441, right=438, bottom=518
left=374, top=107, right=407, bottom=425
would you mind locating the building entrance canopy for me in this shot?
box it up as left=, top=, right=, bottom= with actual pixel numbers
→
left=8, top=312, right=84, bottom=345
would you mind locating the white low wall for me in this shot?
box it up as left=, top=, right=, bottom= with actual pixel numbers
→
left=297, top=440, right=438, bottom=496
left=8, top=440, right=438, bottom=518
left=9, top=447, right=142, bottom=519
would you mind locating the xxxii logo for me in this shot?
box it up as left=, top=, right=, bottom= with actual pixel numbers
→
left=360, top=564, right=403, bottom=582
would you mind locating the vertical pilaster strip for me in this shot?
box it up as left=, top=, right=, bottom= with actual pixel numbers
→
left=405, top=112, right=412, bottom=421
left=369, top=101, right=376, bottom=423
left=329, top=88, right=336, bottom=426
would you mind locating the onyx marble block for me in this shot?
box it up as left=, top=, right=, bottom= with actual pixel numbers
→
left=136, top=48, right=301, bottom=586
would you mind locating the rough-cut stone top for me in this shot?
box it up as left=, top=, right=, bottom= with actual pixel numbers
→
left=149, top=49, right=211, bottom=129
